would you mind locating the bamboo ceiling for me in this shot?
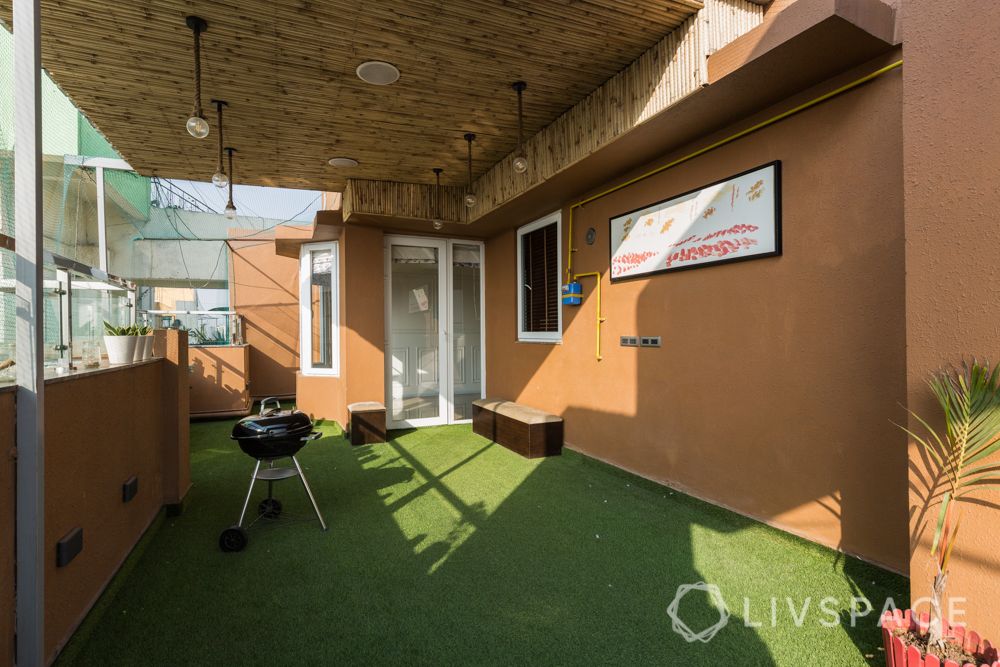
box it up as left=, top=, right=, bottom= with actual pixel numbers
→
left=0, top=0, right=703, bottom=191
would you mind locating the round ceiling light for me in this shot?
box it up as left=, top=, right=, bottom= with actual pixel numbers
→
left=328, top=157, right=359, bottom=168
left=356, top=60, right=400, bottom=85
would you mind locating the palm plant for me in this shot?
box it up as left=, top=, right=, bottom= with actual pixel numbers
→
left=898, top=360, right=1000, bottom=648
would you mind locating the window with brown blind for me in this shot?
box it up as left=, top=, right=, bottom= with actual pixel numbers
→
left=517, top=213, right=562, bottom=342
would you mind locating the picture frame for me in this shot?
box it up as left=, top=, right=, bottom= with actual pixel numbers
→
left=608, top=161, right=782, bottom=282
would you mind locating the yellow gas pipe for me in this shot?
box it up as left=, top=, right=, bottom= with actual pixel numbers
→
left=564, top=59, right=903, bottom=360
left=571, top=271, right=604, bottom=360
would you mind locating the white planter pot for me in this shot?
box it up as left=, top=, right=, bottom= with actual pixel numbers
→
left=142, top=336, right=154, bottom=360
left=104, top=335, right=137, bottom=365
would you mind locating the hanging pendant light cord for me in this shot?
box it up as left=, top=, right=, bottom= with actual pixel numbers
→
left=216, top=103, right=225, bottom=173
left=466, top=136, right=474, bottom=191
left=192, top=25, right=203, bottom=118
left=433, top=168, right=443, bottom=220
left=226, top=149, right=235, bottom=208
left=517, top=87, right=524, bottom=153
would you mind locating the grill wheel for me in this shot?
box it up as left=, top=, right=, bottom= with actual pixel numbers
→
left=219, top=526, right=248, bottom=552
left=258, top=498, right=283, bottom=519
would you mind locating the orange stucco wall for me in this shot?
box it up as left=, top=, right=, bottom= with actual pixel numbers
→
left=342, top=225, right=386, bottom=410
left=484, top=55, right=909, bottom=572
left=903, top=0, right=1000, bottom=636
left=189, top=345, right=251, bottom=417
left=294, top=224, right=385, bottom=426
left=229, top=239, right=300, bottom=399
left=0, top=391, right=13, bottom=667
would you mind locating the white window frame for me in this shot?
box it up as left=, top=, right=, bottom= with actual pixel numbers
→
left=516, top=211, right=562, bottom=343
left=299, top=241, right=340, bottom=376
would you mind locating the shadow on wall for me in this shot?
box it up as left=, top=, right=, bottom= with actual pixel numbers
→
left=229, top=239, right=300, bottom=397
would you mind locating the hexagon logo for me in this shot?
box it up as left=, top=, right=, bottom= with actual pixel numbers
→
left=666, top=582, right=731, bottom=643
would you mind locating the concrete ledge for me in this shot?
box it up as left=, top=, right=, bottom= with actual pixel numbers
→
left=708, top=0, right=899, bottom=83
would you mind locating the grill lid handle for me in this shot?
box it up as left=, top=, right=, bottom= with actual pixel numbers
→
left=259, top=397, right=282, bottom=416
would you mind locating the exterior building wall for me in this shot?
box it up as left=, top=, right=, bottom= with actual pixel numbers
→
left=903, top=0, right=1000, bottom=637
left=484, top=56, right=909, bottom=572
left=229, top=238, right=300, bottom=399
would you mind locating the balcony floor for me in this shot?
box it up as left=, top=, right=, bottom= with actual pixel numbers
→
left=57, top=420, right=906, bottom=665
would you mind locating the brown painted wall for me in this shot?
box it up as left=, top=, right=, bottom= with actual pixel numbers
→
left=294, top=224, right=386, bottom=426
left=189, top=345, right=251, bottom=417
left=904, top=0, right=1000, bottom=636
left=44, top=363, right=165, bottom=659
left=0, top=391, right=13, bottom=667
left=342, top=225, right=386, bottom=409
left=485, top=57, right=908, bottom=572
left=0, top=331, right=190, bottom=663
left=229, top=239, right=300, bottom=399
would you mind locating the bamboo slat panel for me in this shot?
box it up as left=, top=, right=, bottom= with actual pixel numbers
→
left=0, top=0, right=703, bottom=192
left=344, top=179, right=467, bottom=224
left=465, top=0, right=763, bottom=220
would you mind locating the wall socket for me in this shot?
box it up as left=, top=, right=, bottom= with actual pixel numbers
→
left=621, top=336, right=661, bottom=347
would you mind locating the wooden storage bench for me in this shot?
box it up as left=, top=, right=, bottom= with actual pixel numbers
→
left=348, top=402, right=386, bottom=446
left=472, top=398, right=563, bottom=458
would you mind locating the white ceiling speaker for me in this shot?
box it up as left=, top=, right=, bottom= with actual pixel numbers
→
left=356, top=60, right=401, bottom=85
left=328, top=157, right=359, bottom=168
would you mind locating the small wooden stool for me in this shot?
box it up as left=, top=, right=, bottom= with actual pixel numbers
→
left=348, top=402, right=387, bottom=446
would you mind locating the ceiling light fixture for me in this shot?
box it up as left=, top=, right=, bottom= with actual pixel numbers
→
left=463, top=133, right=477, bottom=208
left=356, top=60, right=401, bottom=86
left=211, top=100, right=229, bottom=188
left=432, top=168, right=444, bottom=230
left=185, top=16, right=210, bottom=139
left=328, top=157, right=359, bottom=168
left=224, top=147, right=237, bottom=220
left=512, top=81, right=528, bottom=174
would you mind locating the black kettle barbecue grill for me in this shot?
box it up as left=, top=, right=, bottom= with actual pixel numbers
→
left=219, top=398, right=327, bottom=552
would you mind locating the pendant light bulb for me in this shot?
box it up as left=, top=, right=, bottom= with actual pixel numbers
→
left=512, top=155, right=528, bottom=174
left=463, top=193, right=477, bottom=207
left=187, top=116, right=210, bottom=139
left=432, top=219, right=444, bottom=230
left=224, top=204, right=237, bottom=220
left=212, top=170, right=229, bottom=189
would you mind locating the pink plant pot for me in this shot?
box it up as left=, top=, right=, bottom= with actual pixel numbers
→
left=882, top=609, right=999, bottom=667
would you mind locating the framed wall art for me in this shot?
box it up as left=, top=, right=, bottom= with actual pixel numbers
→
left=609, top=161, right=781, bottom=281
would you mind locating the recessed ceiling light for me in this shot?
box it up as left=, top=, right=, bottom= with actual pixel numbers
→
left=328, top=157, right=359, bottom=168
left=356, top=60, right=400, bottom=85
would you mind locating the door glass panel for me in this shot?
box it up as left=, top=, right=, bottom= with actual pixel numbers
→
left=389, top=244, right=440, bottom=422
left=452, top=244, right=481, bottom=421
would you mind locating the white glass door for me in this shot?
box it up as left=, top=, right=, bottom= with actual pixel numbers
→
left=386, top=237, right=448, bottom=427
left=385, top=237, right=485, bottom=429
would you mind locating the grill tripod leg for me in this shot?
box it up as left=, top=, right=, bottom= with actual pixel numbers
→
left=292, top=456, right=327, bottom=531
left=237, top=460, right=261, bottom=527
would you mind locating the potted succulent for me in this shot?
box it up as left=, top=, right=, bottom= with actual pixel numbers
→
left=133, top=324, right=154, bottom=361
left=885, top=360, right=1000, bottom=667
left=103, top=321, right=137, bottom=365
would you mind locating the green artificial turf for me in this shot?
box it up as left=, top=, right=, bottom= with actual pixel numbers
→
left=56, top=419, right=907, bottom=666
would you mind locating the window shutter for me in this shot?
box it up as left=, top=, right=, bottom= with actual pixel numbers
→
left=521, top=222, right=559, bottom=332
